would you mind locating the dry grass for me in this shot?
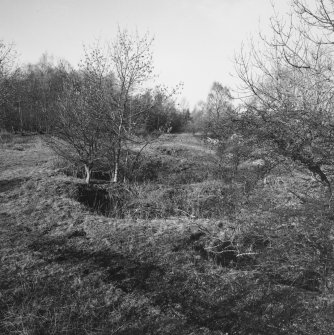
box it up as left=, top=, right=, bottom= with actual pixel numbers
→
left=1, top=134, right=334, bottom=334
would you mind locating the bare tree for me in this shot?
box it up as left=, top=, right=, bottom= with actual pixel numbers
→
left=48, top=29, right=159, bottom=184
left=235, top=1, right=334, bottom=197
left=231, top=1, right=334, bottom=295
left=0, top=40, right=16, bottom=79
left=108, top=28, right=154, bottom=182
left=0, top=41, right=18, bottom=129
left=47, top=70, right=109, bottom=184
left=205, top=82, right=235, bottom=139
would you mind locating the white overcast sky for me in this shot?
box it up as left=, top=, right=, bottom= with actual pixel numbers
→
left=0, top=0, right=291, bottom=108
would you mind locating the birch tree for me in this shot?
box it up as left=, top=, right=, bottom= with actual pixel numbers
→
left=108, top=28, right=154, bottom=182
left=47, top=69, right=109, bottom=184
left=0, top=41, right=18, bottom=129
left=49, top=29, right=156, bottom=184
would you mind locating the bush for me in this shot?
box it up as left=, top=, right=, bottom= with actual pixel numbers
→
left=0, top=129, right=13, bottom=144
left=125, top=154, right=163, bottom=183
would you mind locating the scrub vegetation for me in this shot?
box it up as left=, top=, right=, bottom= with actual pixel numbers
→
left=1, top=1, right=334, bottom=334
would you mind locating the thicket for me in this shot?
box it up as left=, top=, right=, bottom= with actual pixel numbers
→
left=211, top=0, right=334, bottom=296
left=165, top=1, right=334, bottom=326
left=0, top=33, right=190, bottom=183
left=0, top=60, right=188, bottom=136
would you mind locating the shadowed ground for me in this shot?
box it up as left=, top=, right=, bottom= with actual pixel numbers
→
left=0, top=134, right=332, bottom=335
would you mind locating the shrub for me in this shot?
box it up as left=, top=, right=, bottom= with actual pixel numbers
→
left=125, top=154, right=163, bottom=183
left=0, top=129, right=13, bottom=144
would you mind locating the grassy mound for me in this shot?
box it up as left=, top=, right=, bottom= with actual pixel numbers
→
left=1, top=134, right=334, bottom=334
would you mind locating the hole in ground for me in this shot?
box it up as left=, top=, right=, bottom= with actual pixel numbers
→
left=75, top=184, right=131, bottom=218
left=0, top=178, right=27, bottom=193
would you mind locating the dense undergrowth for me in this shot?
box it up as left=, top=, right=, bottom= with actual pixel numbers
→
left=1, top=133, right=334, bottom=334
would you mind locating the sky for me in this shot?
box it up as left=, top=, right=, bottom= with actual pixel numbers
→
left=0, top=0, right=291, bottom=108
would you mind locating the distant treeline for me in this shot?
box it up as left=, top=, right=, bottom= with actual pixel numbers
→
left=0, top=54, right=190, bottom=134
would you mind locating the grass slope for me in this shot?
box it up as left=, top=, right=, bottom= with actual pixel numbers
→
left=0, top=134, right=333, bottom=334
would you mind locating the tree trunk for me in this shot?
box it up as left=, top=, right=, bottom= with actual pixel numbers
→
left=308, top=164, right=332, bottom=196
left=113, top=147, right=120, bottom=183
left=84, top=164, right=92, bottom=184
left=18, top=101, right=23, bottom=134
left=113, top=118, right=123, bottom=183
left=123, top=150, right=129, bottom=183
left=290, top=151, right=332, bottom=196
